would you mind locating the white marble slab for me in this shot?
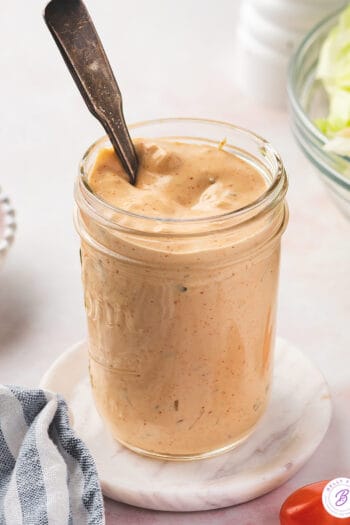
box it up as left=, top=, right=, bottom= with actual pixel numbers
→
left=40, top=337, right=331, bottom=512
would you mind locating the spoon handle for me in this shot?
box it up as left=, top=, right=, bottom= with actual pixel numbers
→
left=44, top=0, right=138, bottom=184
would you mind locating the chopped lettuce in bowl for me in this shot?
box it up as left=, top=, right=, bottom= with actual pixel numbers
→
left=288, top=5, right=350, bottom=218
left=316, top=4, right=350, bottom=155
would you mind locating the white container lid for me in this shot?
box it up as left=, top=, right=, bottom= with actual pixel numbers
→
left=234, top=0, right=347, bottom=108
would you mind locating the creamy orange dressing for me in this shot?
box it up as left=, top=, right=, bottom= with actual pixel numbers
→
left=88, top=140, right=267, bottom=218
left=80, top=139, right=281, bottom=458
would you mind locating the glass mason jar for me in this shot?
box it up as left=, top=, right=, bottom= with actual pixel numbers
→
left=74, top=118, right=288, bottom=461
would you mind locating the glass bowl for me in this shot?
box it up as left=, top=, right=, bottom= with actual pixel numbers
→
left=288, top=7, right=350, bottom=219
left=0, top=188, right=16, bottom=268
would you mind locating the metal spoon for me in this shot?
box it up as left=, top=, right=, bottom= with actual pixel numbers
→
left=44, top=0, right=139, bottom=184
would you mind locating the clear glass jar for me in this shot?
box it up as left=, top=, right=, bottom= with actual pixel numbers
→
left=75, top=118, right=288, bottom=460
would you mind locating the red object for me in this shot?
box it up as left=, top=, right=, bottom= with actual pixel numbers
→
left=280, top=481, right=350, bottom=524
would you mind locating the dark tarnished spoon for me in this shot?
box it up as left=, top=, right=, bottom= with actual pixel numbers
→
left=44, top=0, right=139, bottom=184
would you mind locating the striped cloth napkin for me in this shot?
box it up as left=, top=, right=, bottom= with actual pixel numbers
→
left=0, top=385, right=104, bottom=525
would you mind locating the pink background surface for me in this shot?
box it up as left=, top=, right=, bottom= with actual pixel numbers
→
left=0, top=1, right=349, bottom=523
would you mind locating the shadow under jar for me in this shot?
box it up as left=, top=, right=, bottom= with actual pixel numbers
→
left=75, top=118, right=288, bottom=461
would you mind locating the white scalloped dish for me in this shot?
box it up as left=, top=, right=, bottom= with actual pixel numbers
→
left=0, top=188, right=16, bottom=268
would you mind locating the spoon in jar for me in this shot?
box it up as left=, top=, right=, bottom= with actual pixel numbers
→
left=44, top=0, right=139, bottom=184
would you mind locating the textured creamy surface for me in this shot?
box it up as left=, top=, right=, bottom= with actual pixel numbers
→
left=88, top=140, right=267, bottom=218
left=81, top=140, right=281, bottom=458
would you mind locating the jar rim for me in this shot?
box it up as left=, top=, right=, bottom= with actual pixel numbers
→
left=77, top=117, right=287, bottom=230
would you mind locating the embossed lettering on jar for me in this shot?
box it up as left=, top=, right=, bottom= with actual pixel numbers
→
left=75, top=119, right=288, bottom=460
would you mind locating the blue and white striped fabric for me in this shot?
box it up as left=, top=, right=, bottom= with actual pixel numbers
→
left=0, top=385, right=104, bottom=525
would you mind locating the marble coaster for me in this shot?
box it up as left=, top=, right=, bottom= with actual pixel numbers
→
left=40, top=338, right=332, bottom=512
